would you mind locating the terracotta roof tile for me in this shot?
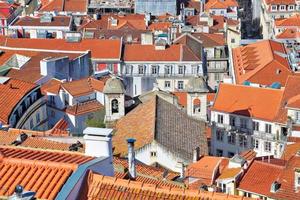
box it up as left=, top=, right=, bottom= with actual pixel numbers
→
left=40, top=0, right=87, bottom=12
left=65, top=100, right=104, bottom=115
left=238, top=160, right=284, bottom=197
left=205, top=0, right=238, bottom=10
left=0, top=77, right=37, bottom=125
left=0, top=37, right=122, bottom=60
left=217, top=167, right=241, bottom=180
left=232, top=40, right=292, bottom=86
left=212, top=83, right=283, bottom=121
left=81, top=170, right=253, bottom=200
left=41, top=79, right=62, bottom=95
left=12, top=16, right=71, bottom=27
left=265, top=0, right=295, bottom=5
left=240, top=150, right=257, bottom=161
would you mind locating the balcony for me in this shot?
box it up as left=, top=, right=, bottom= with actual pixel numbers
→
left=214, top=122, right=252, bottom=135
left=122, top=72, right=203, bottom=78
left=253, top=130, right=287, bottom=143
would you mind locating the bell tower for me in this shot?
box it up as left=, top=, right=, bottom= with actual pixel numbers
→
left=103, top=76, right=125, bottom=123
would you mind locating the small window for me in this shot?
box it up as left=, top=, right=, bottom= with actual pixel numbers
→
left=111, top=99, right=119, bottom=114
left=178, top=66, right=184, bottom=74
left=214, top=73, right=221, bottom=81
left=217, top=114, right=224, bottom=124
left=228, top=133, right=236, bottom=144
left=253, top=121, right=259, bottom=131
left=138, top=65, right=144, bottom=74
left=239, top=135, right=247, bottom=147
left=264, top=141, right=271, bottom=152
left=164, top=81, right=171, bottom=88
left=228, top=152, right=235, bottom=158
left=265, top=124, right=272, bottom=133
left=271, top=5, right=277, bottom=11
left=296, top=112, right=300, bottom=123
left=231, top=38, right=235, bottom=43
left=30, top=119, right=34, bottom=129
left=36, top=113, right=40, bottom=124
left=165, top=66, right=171, bottom=74
left=177, top=81, right=184, bottom=90
left=230, top=116, right=235, bottom=126
left=150, top=151, right=157, bottom=157
left=276, top=69, right=281, bottom=74
left=216, top=130, right=224, bottom=141
left=151, top=66, right=158, bottom=74
left=216, top=149, right=223, bottom=157
left=254, top=139, right=259, bottom=149
left=280, top=5, right=285, bottom=10
left=240, top=118, right=248, bottom=129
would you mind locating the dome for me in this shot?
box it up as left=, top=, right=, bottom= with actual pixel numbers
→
left=103, top=76, right=125, bottom=94
left=186, top=76, right=208, bottom=93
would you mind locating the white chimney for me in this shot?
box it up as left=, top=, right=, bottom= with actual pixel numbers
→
left=193, top=147, right=200, bottom=163
left=127, top=138, right=136, bottom=179
left=83, top=127, right=113, bottom=160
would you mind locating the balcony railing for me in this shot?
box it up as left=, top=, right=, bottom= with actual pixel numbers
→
left=121, top=72, right=203, bottom=77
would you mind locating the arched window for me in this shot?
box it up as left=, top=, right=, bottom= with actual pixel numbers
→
left=111, top=99, right=119, bottom=114
left=193, top=98, right=201, bottom=114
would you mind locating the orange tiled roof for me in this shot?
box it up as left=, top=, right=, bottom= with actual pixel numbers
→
left=0, top=37, right=122, bottom=60
left=265, top=0, right=296, bottom=5
left=0, top=77, right=37, bottom=125
left=191, top=32, right=225, bottom=47
left=238, top=160, right=284, bottom=197
left=239, top=150, right=257, bottom=161
left=212, top=83, right=284, bottom=121
left=270, top=155, right=300, bottom=200
left=186, top=156, right=223, bottom=185
left=0, top=146, right=93, bottom=164
left=0, top=157, right=74, bottom=199
left=205, top=0, right=238, bottom=10
left=232, top=40, right=292, bottom=86
left=41, top=78, right=62, bottom=95
left=40, top=0, right=87, bottom=12
left=281, top=142, right=300, bottom=161
left=148, top=22, right=172, bottom=31
left=123, top=44, right=201, bottom=62
left=275, top=14, right=300, bottom=27
left=217, top=167, right=241, bottom=180
left=61, top=77, right=105, bottom=97
left=80, top=170, right=255, bottom=200
left=65, top=100, right=104, bottom=116
left=276, top=28, right=300, bottom=39
left=12, top=16, right=71, bottom=27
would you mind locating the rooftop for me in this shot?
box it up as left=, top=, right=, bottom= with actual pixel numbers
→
left=11, top=15, right=71, bottom=27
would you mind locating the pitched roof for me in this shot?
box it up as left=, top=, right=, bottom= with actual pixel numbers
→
left=113, top=96, right=208, bottom=160
left=11, top=16, right=71, bottom=27
left=238, top=160, right=284, bottom=197
left=41, top=78, right=62, bottom=95
left=191, top=32, right=226, bottom=47
left=265, top=0, right=296, bottom=5
left=212, top=83, right=284, bottom=121
left=276, top=28, right=300, bottom=39
left=205, top=0, right=238, bottom=10
left=40, top=0, right=88, bottom=12
left=61, top=77, right=106, bottom=97
left=185, top=156, right=223, bottom=185
left=123, top=44, right=201, bottom=62
left=217, top=167, right=241, bottom=180
left=0, top=77, right=37, bottom=124
left=65, top=100, right=104, bottom=116
left=232, top=40, right=292, bottom=86
left=270, top=155, right=300, bottom=200
left=0, top=37, right=122, bottom=60
left=0, top=145, right=93, bottom=199
left=239, top=150, right=257, bottom=161
left=79, top=170, right=254, bottom=200
left=275, top=14, right=300, bottom=27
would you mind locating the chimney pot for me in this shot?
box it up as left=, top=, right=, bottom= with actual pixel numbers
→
left=127, top=138, right=136, bottom=179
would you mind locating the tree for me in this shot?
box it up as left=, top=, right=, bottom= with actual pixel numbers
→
left=85, top=108, right=106, bottom=128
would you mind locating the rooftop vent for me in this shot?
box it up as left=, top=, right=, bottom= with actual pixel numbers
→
left=40, top=13, right=53, bottom=23
left=270, top=181, right=281, bottom=193
left=8, top=185, right=36, bottom=200
left=0, top=77, right=10, bottom=84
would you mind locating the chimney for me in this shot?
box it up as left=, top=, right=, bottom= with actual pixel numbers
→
left=127, top=138, right=136, bottom=179
left=180, top=162, right=185, bottom=178
left=193, top=147, right=200, bottom=163
left=83, top=127, right=113, bottom=160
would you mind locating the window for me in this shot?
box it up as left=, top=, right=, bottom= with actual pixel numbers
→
left=150, top=151, right=157, bottom=157
left=31, top=92, right=37, bottom=102
left=177, top=81, right=184, bottom=90
left=216, top=149, right=223, bottom=157
left=264, top=141, right=271, bottom=152
left=25, top=98, right=30, bottom=108
left=151, top=65, right=158, bottom=74
left=296, top=112, right=300, bottom=123
left=193, top=98, right=201, bottom=114
left=51, top=110, right=55, bottom=117
left=111, top=99, right=119, bottom=114
left=36, top=113, right=40, bottom=124
left=30, top=119, right=34, bottom=129
left=217, top=114, right=224, bottom=124
left=289, top=5, right=294, bottom=10
left=265, top=124, right=272, bottom=133
left=214, top=73, right=221, bottom=81
left=228, top=133, right=236, bottom=144
left=253, top=121, right=259, bottom=131
left=231, top=38, right=235, bottom=43
left=240, top=118, right=247, bottom=129
left=271, top=5, right=277, bottom=11
left=138, top=65, right=144, bottom=74
left=229, top=116, right=236, bottom=126
left=18, top=106, right=23, bottom=117
left=192, top=65, right=198, bottom=74
left=216, top=130, right=224, bottom=141
left=239, top=135, right=247, bottom=147
left=125, top=65, right=131, bottom=74
left=254, top=139, right=259, bottom=149
left=280, top=5, right=285, bottom=10
left=165, top=66, right=171, bottom=74
left=164, top=81, right=170, bottom=88
left=297, top=176, right=300, bottom=185
left=228, top=152, right=235, bottom=158
left=178, top=65, right=184, bottom=74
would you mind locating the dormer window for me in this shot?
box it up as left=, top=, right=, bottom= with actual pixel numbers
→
left=279, top=5, right=286, bottom=11
left=138, top=65, right=145, bottom=75
left=271, top=5, right=277, bottom=11
left=289, top=5, right=294, bottom=10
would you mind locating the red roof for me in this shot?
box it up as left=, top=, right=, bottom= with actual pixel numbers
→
left=40, top=0, right=88, bottom=12
left=65, top=100, right=104, bottom=116
left=265, top=0, right=296, bottom=5
left=232, top=40, right=292, bottom=86
left=238, top=160, right=284, bottom=197
left=12, top=16, right=71, bottom=27
left=205, top=0, right=238, bottom=10
left=275, top=14, right=300, bottom=27
left=0, top=37, right=122, bottom=60
left=212, top=83, right=283, bottom=121
left=0, top=78, right=37, bottom=125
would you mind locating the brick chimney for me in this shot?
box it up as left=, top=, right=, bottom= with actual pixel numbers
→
left=127, top=138, right=136, bottom=179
